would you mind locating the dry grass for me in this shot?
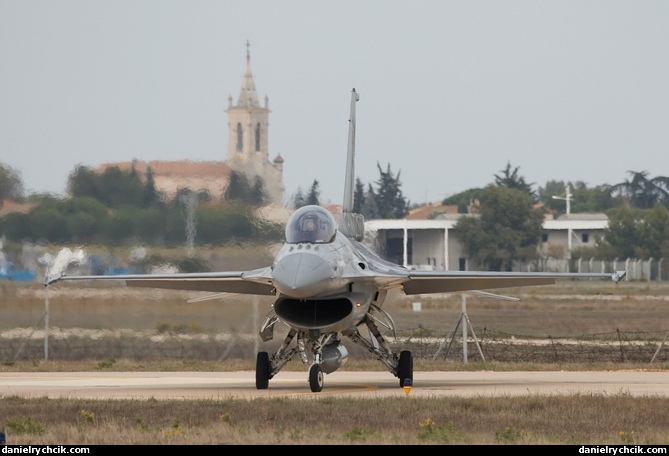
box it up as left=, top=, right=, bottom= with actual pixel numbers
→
left=2, top=393, right=669, bottom=444
left=4, top=280, right=669, bottom=339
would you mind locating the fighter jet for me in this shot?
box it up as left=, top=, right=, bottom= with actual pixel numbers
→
left=45, top=89, right=626, bottom=392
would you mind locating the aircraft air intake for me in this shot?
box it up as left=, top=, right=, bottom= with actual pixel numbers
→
left=273, top=297, right=354, bottom=331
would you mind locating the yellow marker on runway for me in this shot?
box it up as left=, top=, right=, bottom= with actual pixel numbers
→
left=403, top=379, right=412, bottom=397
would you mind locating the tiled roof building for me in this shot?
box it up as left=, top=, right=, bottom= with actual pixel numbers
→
left=98, top=43, right=284, bottom=205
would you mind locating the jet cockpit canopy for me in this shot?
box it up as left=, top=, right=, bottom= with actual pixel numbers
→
left=286, top=206, right=337, bottom=244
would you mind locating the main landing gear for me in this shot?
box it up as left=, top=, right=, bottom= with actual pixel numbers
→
left=255, top=349, right=413, bottom=393
left=398, top=350, right=413, bottom=388
left=255, top=351, right=270, bottom=390
left=254, top=306, right=414, bottom=393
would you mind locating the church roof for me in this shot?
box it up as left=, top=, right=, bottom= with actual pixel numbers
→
left=97, top=160, right=231, bottom=177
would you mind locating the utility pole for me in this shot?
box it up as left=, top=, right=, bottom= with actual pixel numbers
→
left=180, top=192, right=198, bottom=257
left=552, top=184, right=574, bottom=258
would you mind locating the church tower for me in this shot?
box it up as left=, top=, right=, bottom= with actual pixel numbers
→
left=226, top=43, right=284, bottom=205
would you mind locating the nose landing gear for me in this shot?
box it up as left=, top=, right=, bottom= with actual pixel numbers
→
left=309, top=364, right=324, bottom=392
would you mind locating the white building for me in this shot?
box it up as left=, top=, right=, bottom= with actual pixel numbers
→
left=365, top=213, right=608, bottom=271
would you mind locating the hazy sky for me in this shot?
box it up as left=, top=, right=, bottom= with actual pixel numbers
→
left=2, top=1, right=668, bottom=206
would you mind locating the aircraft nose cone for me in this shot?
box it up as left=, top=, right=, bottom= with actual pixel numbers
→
left=273, top=252, right=333, bottom=298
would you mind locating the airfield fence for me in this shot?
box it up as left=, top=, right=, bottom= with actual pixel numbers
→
left=514, top=257, right=666, bottom=281
left=3, top=328, right=669, bottom=364
left=400, top=328, right=669, bottom=363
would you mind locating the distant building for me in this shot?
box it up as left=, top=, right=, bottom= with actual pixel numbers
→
left=97, top=45, right=285, bottom=206
left=0, top=199, right=33, bottom=216
left=225, top=46, right=284, bottom=203
left=366, top=204, right=608, bottom=271
left=404, top=202, right=461, bottom=220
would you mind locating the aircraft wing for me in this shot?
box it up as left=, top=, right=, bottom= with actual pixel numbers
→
left=44, top=267, right=276, bottom=295
left=339, top=240, right=626, bottom=294
left=45, top=264, right=626, bottom=297
left=399, top=270, right=626, bottom=295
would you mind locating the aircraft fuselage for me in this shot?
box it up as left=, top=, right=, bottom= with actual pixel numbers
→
left=271, top=229, right=375, bottom=333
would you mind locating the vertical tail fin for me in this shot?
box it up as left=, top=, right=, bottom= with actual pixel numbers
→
left=342, top=88, right=359, bottom=213
left=339, top=88, right=365, bottom=241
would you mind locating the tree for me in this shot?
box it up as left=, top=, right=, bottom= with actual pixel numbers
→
left=362, top=183, right=380, bottom=220
left=596, top=204, right=669, bottom=260
left=58, top=196, right=109, bottom=243
left=570, top=182, right=617, bottom=213
left=291, top=187, right=306, bottom=209
left=442, top=188, right=484, bottom=214
left=494, top=162, right=537, bottom=202
left=197, top=205, right=259, bottom=244
left=637, top=204, right=669, bottom=259
left=353, top=178, right=365, bottom=213
left=373, top=162, right=408, bottom=219
left=306, top=180, right=321, bottom=206
left=0, top=212, right=31, bottom=241
left=0, top=163, right=24, bottom=205
left=68, top=165, right=146, bottom=209
left=68, top=165, right=99, bottom=200
left=537, top=180, right=568, bottom=214
left=597, top=206, right=641, bottom=259
left=295, top=161, right=406, bottom=218
left=134, top=206, right=168, bottom=244
left=141, top=165, right=163, bottom=208
left=99, top=166, right=145, bottom=208
left=609, top=170, right=669, bottom=209
left=225, top=171, right=268, bottom=207
left=455, top=185, right=544, bottom=271
left=349, top=163, right=407, bottom=219
left=103, top=207, right=138, bottom=245
left=28, top=204, right=69, bottom=243
left=224, top=170, right=250, bottom=203
left=249, top=176, right=269, bottom=207
left=538, top=180, right=616, bottom=215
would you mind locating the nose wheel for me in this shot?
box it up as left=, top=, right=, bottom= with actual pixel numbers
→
left=309, top=364, right=324, bottom=392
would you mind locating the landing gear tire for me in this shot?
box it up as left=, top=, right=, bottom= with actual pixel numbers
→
left=309, top=364, right=324, bottom=392
left=256, top=351, right=270, bottom=390
left=398, top=350, right=413, bottom=388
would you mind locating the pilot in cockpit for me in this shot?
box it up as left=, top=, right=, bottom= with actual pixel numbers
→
left=286, top=206, right=337, bottom=244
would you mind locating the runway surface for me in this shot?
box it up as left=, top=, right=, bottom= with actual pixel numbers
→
left=2, top=370, right=669, bottom=399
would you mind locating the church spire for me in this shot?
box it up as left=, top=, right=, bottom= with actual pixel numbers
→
left=226, top=43, right=283, bottom=205
left=237, top=40, right=260, bottom=108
